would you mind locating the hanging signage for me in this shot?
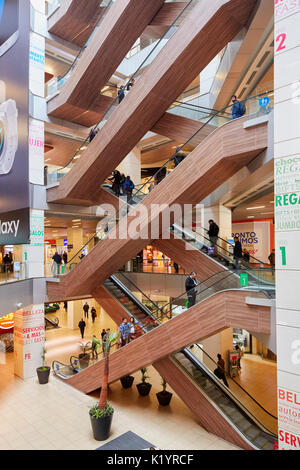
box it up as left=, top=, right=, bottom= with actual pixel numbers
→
left=240, top=273, right=249, bottom=287
left=0, top=207, right=30, bottom=245
left=0, top=0, right=30, bottom=240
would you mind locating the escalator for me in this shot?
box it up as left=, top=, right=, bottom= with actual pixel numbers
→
left=52, top=270, right=276, bottom=449
left=47, top=0, right=167, bottom=123
left=46, top=0, right=257, bottom=204
left=47, top=93, right=271, bottom=300
left=45, top=316, right=60, bottom=330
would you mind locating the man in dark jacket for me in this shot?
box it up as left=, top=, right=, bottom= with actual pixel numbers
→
left=83, top=302, right=89, bottom=319
left=208, top=220, right=219, bottom=251
left=118, top=86, right=125, bottom=104
left=171, top=146, right=186, bottom=168
left=233, top=236, right=242, bottom=270
left=185, top=272, right=198, bottom=307
left=78, top=318, right=86, bottom=339
left=231, top=95, right=246, bottom=119
left=52, top=252, right=62, bottom=276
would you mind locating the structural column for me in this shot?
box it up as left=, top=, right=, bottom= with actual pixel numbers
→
left=274, top=0, right=300, bottom=450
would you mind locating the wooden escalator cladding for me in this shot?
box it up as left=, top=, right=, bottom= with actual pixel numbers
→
left=65, top=290, right=270, bottom=394
left=46, top=116, right=268, bottom=299
left=47, top=0, right=258, bottom=205
left=47, top=0, right=166, bottom=122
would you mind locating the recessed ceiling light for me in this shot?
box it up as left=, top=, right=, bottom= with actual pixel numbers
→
left=72, top=219, right=81, bottom=222
left=246, top=206, right=266, bottom=210
left=247, top=216, right=255, bottom=219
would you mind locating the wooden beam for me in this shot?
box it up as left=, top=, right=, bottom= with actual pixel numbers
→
left=48, top=0, right=165, bottom=121
left=47, top=0, right=257, bottom=205
left=46, top=117, right=268, bottom=299
left=65, top=289, right=270, bottom=393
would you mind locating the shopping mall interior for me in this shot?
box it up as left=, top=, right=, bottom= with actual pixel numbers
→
left=0, top=0, right=299, bottom=452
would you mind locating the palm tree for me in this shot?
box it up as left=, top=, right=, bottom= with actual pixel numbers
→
left=93, top=331, right=118, bottom=410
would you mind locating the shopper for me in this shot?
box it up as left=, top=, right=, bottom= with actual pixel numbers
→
left=119, top=318, right=131, bottom=347
left=235, top=344, right=242, bottom=370
left=109, top=170, right=122, bottom=196
left=233, top=236, right=242, bottom=270
left=91, top=306, right=97, bottom=323
left=129, top=316, right=137, bottom=342
left=214, top=353, right=229, bottom=387
left=171, top=146, right=186, bottom=168
left=83, top=302, right=89, bottom=319
left=242, top=248, right=250, bottom=264
left=51, top=252, right=62, bottom=276
left=62, top=251, right=68, bottom=264
left=88, top=127, right=98, bottom=143
left=268, top=249, right=275, bottom=275
left=78, top=318, right=86, bottom=339
left=173, top=262, right=179, bottom=274
left=126, top=78, right=135, bottom=91
left=208, top=219, right=219, bottom=251
left=185, top=272, right=198, bottom=308
left=231, top=95, right=246, bottom=120
left=118, top=86, right=125, bottom=104
left=91, top=335, right=98, bottom=359
left=122, top=175, right=135, bottom=198
left=102, top=328, right=111, bottom=356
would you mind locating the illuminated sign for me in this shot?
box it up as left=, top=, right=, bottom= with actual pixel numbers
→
left=0, top=312, right=14, bottom=331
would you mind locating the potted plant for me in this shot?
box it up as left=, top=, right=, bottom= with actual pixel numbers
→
left=120, top=375, right=134, bottom=389
left=36, top=347, right=50, bottom=384
left=89, top=331, right=118, bottom=441
left=136, top=367, right=152, bottom=396
left=156, top=378, right=173, bottom=406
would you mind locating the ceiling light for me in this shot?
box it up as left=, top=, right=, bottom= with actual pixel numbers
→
left=247, top=216, right=255, bottom=219
left=246, top=206, right=266, bottom=210
left=72, top=219, right=81, bottom=222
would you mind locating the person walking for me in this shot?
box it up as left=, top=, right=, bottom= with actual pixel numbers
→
left=51, top=252, right=62, bottom=276
left=233, top=236, right=242, bottom=270
left=109, top=170, right=122, bottom=196
left=207, top=220, right=219, bottom=252
left=88, top=127, right=98, bottom=143
left=83, top=302, right=89, bottom=319
left=118, top=86, right=125, bottom=104
left=119, top=318, right=131, bottom=347
left=235, top=344, right=243, bottom=370
left=91, top=306, right=97, bottom=323
left=91, top=335, right=98, bottom=360
left=185, top=272, right=198, bottom=308
left=129, top=316, right=137, bottom=342
left=214, top=353, right=229, bottom=387
left=231, top=95, right=246, bottom=120
left=78, top=318, right=86, bottom=339
left=122, top=175, right=135, bottom=199
left=62, top=251, right=68, bottom=264
left=268, top=249, right=275, bottom=275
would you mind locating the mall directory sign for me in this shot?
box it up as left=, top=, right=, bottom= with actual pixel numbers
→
left=0, top=0, right=30, bottom=244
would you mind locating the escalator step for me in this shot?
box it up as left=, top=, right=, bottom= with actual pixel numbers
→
left=261, top=441, right=275, bottom=450
left=253, top=435, right=273, bottom=449
left=206, top=389, right=223, bottom=401
left=244, top=426, right=261, bottom=442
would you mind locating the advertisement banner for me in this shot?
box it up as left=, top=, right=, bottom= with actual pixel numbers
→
left=0, top=207, right=30, bottom=245
left=0, top=0, right=30, bottom=244
left=232, top=220, right=272, bottom=263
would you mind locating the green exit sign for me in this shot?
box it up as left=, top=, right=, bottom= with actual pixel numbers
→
left=240, top=273, right=249, bottom=287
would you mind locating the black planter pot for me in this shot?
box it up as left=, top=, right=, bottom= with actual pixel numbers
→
left=36, top=366, right=50, bottom=384
left=90, top=412, right=114, bottom=441
left=136, top=382, right=152, bottom=396
left=156, top=390, right=173, bottom=406
left=120, top=375, right=134, bottom=389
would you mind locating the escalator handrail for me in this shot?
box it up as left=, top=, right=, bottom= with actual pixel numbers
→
left=109, top=273, right=162, bottom=324
left=51, top=0, right=196, bottom=175
left=176, top=349, right=276, bottom=439
left=173, top=224, right=269, bottom=269
left=194, top=344, right=277, bottom=420
left=132, top=89, right=274, bottom=200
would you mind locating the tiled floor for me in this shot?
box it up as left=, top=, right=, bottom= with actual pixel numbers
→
left=0, top=354, right=239, bottom=450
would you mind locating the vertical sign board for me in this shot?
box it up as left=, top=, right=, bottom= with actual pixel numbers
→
left=240, top=273, right=248, bottom=288
left=0, top=0, right=30, bottom=245
left=14, top=304, right=44, bottom=379
left=275, top=0, right=300, bottom=451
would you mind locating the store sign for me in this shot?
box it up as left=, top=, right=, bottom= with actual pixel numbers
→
left=278, top=387, right=300, bottom=449
left=232, top=220, right=271, bottom=263
left=0, top=313, right=14, bottom=332
left=0, top=208, right=29, bottom=245
left=275, top=0, right=300, bottom=19
left=30, top=210, right=44, bottom=246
